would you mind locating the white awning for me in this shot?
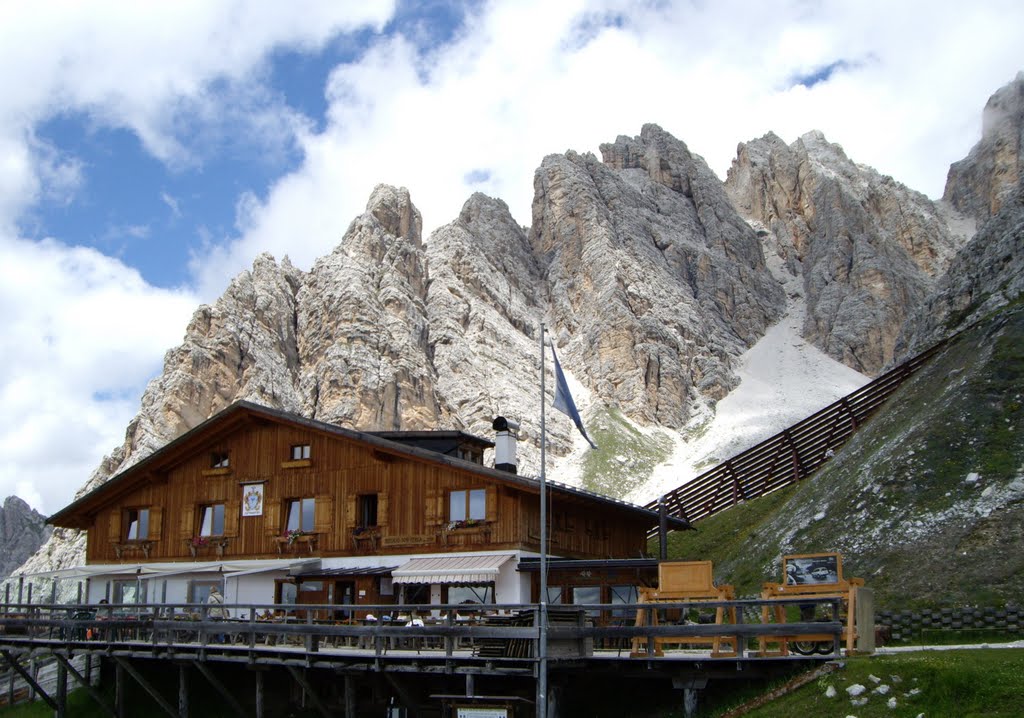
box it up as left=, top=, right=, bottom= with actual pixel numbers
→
left=391, top=554, right=512, bottom=585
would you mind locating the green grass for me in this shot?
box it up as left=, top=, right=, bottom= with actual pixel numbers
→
left=700, top=648, right=1024, bottom=718
left=0, top=687, right=112, bottom=718
left=579, top=407, right=674, bottom=498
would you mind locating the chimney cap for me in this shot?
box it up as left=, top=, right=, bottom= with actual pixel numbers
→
left=492, top=416, right=520, bottom=433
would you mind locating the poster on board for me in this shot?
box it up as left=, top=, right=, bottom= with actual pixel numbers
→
left=784, top=554, right=839, bottom=585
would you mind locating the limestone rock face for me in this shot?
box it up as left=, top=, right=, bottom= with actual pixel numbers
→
left=899, top=183, right=1024, bottom=356
left=944, top=73, right=1024, bottom=222
left=725, top=130, right=965, bottom=374
left=0, top=497, right=50, bottom=580
left=297, top=185, right=440, bottom=430
left=532, top=125, right=785, bottom=426
left=425, top=193, right=555, bottom=469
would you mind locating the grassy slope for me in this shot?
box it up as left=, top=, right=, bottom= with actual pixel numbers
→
left=579, top=407, right=674, bottom=497
left=704, top=648, right=1024, bottom=718
left=660, top=305, right=1024, bottom=608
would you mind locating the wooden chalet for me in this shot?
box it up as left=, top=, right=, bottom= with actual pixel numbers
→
left=47, top=401, right=683, bottom=615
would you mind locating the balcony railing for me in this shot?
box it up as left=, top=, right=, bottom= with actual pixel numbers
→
left=0, top=597, right=847, bottom=662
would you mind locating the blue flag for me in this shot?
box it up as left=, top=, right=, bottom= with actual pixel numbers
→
left=551, top=345, right=597, bottom=449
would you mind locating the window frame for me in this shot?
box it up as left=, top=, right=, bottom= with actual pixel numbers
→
left=448, top=488, right=486, bottom=522
left=124, top=507, right=150, bottom=541
left=290, top=444, right=311, bottom=461
left=112, top=579, right=148, bottom=605
left=357, top=493, right=379, bottom=528
left=284, top=497, right=316, bottom=533
left=188, top=580, right=223, bottom=605
left=197, top=503, right=226, bottom=537
left=210, top=451, right=230, bottom=469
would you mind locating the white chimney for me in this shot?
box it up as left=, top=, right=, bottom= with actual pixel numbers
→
left=492, top=417, right=519, bottom=474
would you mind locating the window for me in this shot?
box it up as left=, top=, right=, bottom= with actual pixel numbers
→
left=610, top=585, right=639, bottom=616
left=112, top=580, right=147, bottom=604
left=572, top=586, right=601, bottom=617
left=210, top=451, right=229, bottom=468
left=449, top=489, right=486, bottom=522
left=189, top=580, right=222, bottom=604
left=290, top=444, right=310, bottom=460
left=546, top=586, right=563, bottom=604
left=198, top=504, right=225, bottom=537
left=357, top=494, right=378, bottom=528
left=124, top=508, right=149, bottom=541
left=275, top=580, right=297, bottom=606
left=447, top=585, right=494, bottom=604
left=285, top=498, right=316, bottom=532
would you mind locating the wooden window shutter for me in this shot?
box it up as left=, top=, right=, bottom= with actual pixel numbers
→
left=377, top=493, right=389, bottom=528
left=148, top=507, right=162, bottom=541
left=314, top=495, right=334, bottom=534
left=179, top=504, right=195, bottom=538
left=108, top=511, right=121, bottom=542
left=224, top=500, right=240, bottom=537
left=264, top=501, right=281, bottom=536
left=486, top=486, right=497, bottom=523
left=346, top=495, right=357, bottom=528
left=425, top=489, right=439, bottom=526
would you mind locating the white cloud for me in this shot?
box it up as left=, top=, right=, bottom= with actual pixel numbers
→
left=191, top=0, right=1024, bottom=297
left=0, top=2, right=398, bottom=512
left=0, top=235, right=198, bottom=513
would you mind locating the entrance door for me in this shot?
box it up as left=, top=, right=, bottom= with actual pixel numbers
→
left=333, top=580, right=356, bottom=620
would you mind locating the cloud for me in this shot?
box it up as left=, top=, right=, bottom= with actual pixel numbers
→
left=161, top=192, right=183, bottom=219
left=190, top=0, right=1024, bottom=297
left=0, top=234, right=198, bottom=513
left=0, top=3, right=398, bottom=512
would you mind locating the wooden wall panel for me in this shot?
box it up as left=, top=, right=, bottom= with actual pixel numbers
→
left=84, top=419, right=652, bottom=564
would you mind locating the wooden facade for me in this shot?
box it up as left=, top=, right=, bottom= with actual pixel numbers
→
left=49, top=402, right=668, bottom=567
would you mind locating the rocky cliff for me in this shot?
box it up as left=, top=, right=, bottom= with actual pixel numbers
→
left=724, top=130, right=966, bottom=375
left=21, top=75, right=1024, bottom=582
left=944, top=72, right=1024, bottom=223
left=0, top=497, right=50, bottom=580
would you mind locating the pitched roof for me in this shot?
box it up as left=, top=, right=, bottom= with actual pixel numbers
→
left=49, top=400, right=686, bottom=530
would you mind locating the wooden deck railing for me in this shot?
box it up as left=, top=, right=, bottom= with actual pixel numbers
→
left=646, top=333, right=955, bottom=535
left=0, top=598, right=845, bottom=663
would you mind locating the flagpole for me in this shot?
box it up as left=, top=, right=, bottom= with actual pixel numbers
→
left=538, top=322, right=549, bottom=718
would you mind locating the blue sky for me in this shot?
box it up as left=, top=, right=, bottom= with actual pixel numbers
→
left=1, top=0, right=1022, bottom=514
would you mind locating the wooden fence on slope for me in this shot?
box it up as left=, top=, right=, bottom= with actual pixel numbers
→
left=645, top=337, right=953, bottom=537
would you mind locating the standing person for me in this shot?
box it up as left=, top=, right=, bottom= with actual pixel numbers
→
left=207, top=586, right=228, bottom=642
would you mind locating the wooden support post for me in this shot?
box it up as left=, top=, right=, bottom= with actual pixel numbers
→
left=112, top=656, right=178, bottom=718
left=52, top=653, right=116, bottom=717
left=192, top=660, right=248, bottom=718
left=254, top=669, right=264, bottom=718
left=28, top=657, right=37, bottom=702
left=115, top=661, right=124, bottom=718
left=0, top=650, right=57, bottom=711
left=384, top=673, right=421, bottom=718
left=55, top=658, right=68, bottom=718
left=284, top=666, right=332, bottom=718
left=178, top=663, right=189, bottom=718
left=344, top=674, right=355, bottom=718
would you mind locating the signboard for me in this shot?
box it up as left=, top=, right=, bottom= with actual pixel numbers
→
left=241, top=483, right=265, bottom=517
left=456, top=709, right=508, bottom=718
left=784, top=554, right=840, bottom=585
